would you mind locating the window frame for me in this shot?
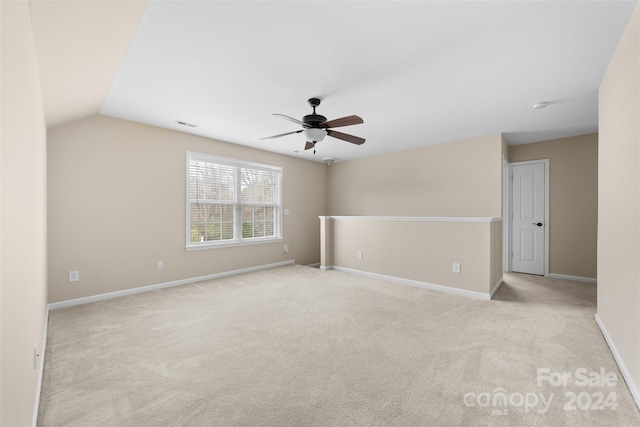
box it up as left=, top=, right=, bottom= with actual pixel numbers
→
left=186, top=151, right=283, bottom=250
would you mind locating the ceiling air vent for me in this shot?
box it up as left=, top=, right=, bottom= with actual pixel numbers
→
left=175, top=120, right=198, bottom=128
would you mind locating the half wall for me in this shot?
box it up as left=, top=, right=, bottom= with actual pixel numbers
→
left=320, top=216, right=503, bottom=299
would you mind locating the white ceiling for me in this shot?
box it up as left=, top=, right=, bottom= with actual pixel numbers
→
left=32, top=1, right=637, bottom=163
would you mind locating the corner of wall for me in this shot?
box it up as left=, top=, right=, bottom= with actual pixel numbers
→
left=1, top=1, right=49, bottom=425
left=501, top=134, right=510, bottom=159
left=597, top=0, right=640, bottom=410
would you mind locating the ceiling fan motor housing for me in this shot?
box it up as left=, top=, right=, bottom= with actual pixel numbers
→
left=303, top=114, right=327, bottom=127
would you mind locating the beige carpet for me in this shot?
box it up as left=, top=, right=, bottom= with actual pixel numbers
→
left=38, top=265, right=640, bottom=426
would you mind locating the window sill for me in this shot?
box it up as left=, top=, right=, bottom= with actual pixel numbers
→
left=185, top=237, right=283, bottom=251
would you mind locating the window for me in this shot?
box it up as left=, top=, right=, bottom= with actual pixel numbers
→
left=186, top=152, right=282, bottom=249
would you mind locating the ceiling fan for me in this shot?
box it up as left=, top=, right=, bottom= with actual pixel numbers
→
left=261, top=98, right=365, bottom=154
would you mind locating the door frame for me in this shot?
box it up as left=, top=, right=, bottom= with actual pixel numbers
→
left=502, top=155, right=511, bottom=273
left=508, top=159, right=550, bottom=277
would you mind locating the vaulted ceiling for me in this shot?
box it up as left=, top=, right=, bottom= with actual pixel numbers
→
left=29, top=1, right=637, bottom=162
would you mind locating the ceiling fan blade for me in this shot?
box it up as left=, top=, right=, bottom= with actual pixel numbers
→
left=260, top=129, right=303, bottom=140
left=321, top=115, right=364, bottom=128
left=304, top=141, right=315, bottom=150
left=327, top=130, right=365, bottom=145
left=273, top=114, right=309, bottom=127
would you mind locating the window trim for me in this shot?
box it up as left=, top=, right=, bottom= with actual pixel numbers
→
left=186, top=151, right=283, bottom=250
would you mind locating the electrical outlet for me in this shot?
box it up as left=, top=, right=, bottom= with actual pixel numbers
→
left=453, top=263, right=461, bottom=273
left=357, top=251, right=363, bottom=259
left=157, top=261, right=163, bottom=270
left=284, top=245, right=288, bottom=253
left=68, top=270, right=79, bottom=282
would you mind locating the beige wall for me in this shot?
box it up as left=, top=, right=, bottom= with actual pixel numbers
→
left=323, top=134, right=504, bottom=297
left=598, top=1, right=640, bottom=402
left=509, top=134, right=598, bottom=279
left=328, top=134, right=503, bottom=217
left=1, top=2, right=49, bottom=425
left=48, top=115, right=327, bottom=303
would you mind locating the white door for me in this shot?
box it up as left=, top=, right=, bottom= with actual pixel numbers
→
left=511, top=162, right=546, bottom=275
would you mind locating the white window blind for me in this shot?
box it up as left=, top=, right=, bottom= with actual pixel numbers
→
left=187, top=152, right=282, bottom=249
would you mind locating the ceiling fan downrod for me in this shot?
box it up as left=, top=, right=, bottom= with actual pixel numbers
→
left=308, top=97, right=321, bottom=114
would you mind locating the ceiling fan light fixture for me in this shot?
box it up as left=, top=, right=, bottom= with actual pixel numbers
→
left=532, top=102, right=548, bottom=110
left=303, top=128, right=327, bottom=143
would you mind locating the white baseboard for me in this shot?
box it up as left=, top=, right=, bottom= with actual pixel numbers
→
left=490, top=278, right=504, bottom=300
left=32, top=305, right=50, bottom=426
left=549, top=273, right=597, bottom=284
left=323, top=266, right=492, bottom=300
left=595, top=314, right=640, bottom=410
left=306, top=263, right=321, bottom=268
left=48, top=260, right=296, bottom=311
